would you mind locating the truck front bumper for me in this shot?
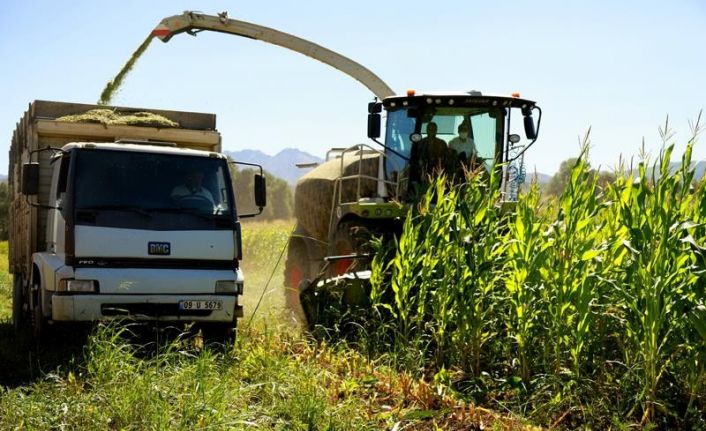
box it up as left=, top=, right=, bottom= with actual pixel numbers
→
left=51, top=293, right=242, bottom=323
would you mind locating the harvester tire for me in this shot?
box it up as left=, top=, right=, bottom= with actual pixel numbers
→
left=330, top=221, right=373, bottom=276
left=332, top=222, right=355, bottom=276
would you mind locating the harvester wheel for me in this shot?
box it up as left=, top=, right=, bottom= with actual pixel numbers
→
left=332, top=222, right=355, bottom=275
left=330, top=221, right=371, bottom=276
left=284, top=242, right=310, bottom=323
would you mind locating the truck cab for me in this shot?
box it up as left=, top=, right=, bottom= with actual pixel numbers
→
left=38, top=143, right=244, bottom=324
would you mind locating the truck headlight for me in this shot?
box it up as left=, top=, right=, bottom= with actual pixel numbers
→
left=215, top=280, right=243, bottom=294
left=59, top=279, right=98, bottom=293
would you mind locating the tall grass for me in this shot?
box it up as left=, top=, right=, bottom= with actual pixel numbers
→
left=367, top=126, right=706, bottom=427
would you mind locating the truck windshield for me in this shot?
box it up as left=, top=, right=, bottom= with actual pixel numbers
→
left=384, top=106, right=505, bottom=181
left=73, top=149, right=233, bottom=222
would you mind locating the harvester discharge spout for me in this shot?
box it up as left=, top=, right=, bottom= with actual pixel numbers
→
left=151, top=11, right=395, bottom=100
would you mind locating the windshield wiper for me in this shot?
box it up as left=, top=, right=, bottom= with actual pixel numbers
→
left=76, top=205, right=152, bottom=218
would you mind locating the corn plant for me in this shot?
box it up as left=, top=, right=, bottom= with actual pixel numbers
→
left=364, top=125, right=706, bottom=426
left=504, top=184, right=546, bottom=384
left=452, top=169, right=507, bottom=377
left=543, top=145, right=606, bottom=378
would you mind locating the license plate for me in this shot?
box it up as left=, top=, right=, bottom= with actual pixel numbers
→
left=179, top=300, right=222, bottom=311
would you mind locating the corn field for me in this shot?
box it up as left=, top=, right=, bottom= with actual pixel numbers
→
left=364, top=125, right=706, bottom=427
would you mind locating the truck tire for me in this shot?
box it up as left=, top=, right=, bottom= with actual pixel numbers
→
left=284, top=241, right=310, bottom=323
left=12, top=276, right=27, bottom=332
left=31, top=275, right=45, bottom=341
left=201, top=322, right=236, bottom=345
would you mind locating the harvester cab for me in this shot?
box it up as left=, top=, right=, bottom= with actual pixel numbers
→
left=323, top=90, right=541, bottom=259
left=372, top=90, right=539, bottom=203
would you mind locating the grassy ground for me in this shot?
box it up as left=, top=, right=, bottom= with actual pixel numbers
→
left=0, top=223, right=530, bottom=430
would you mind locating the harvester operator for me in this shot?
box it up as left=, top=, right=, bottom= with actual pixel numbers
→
left=448, top=120, right=477, bottom=160
left=409, top=121, right=448, bottom=184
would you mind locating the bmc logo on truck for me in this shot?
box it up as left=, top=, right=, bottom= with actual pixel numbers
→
left=148, top=242, right=171, bottom=255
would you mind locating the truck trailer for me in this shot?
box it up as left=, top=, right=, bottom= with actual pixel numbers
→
left=9, top=100, right=265, bottom=339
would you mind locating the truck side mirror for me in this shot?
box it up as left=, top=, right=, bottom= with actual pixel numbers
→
left=254, top=173, right=266, bottom=208
left=523, top=113, right=537, bottom=140
left=22, top=163, right=40, bottom=195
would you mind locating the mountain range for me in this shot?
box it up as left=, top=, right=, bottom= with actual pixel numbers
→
left=225, top=148, right=323, bottom=185
left=527, top=172, right=553, bottom=184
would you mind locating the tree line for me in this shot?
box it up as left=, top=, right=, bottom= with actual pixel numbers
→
left=540, top=158, right=616, bottom=196
left=229, top=165, right=294, bottom=221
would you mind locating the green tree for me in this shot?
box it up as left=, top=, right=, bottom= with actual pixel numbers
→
left=546, top=158, right=579, bottom=196
left=230, top=164, right=293, bottom=221
left=545, top=158, right=616, bottom=196
left=595, top=170, right=616, bottom=189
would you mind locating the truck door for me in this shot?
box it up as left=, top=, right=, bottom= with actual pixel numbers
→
left=47, top=154, right=70, bottom=257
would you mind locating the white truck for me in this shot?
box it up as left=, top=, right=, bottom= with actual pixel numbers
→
left=9, top=100, right=266, bottom=338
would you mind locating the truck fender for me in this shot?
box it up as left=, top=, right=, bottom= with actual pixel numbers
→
left=32, top=252, right=73, bottom=317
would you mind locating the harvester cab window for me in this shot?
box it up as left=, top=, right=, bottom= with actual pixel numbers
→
left=468, top=112, right=498, bottom=172
left=422, top=117, right=456, bottom=143
left=384, top=109, right=415, bottom=183
left=383, top=105, right=506, bottom=196
left=421, top=109, right=499, bottom=172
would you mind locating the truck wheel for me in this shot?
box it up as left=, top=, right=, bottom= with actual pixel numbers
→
left=12, top=276, right=27, bottom=332
left=284, top=242, right=309, bottom=324
left=31, top=278, right=45, bottom=341
left=201, top=322, right=236, bottom=346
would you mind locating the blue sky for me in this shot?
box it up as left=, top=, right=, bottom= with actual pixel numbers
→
left=1, top=0, right=705, bottom=176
